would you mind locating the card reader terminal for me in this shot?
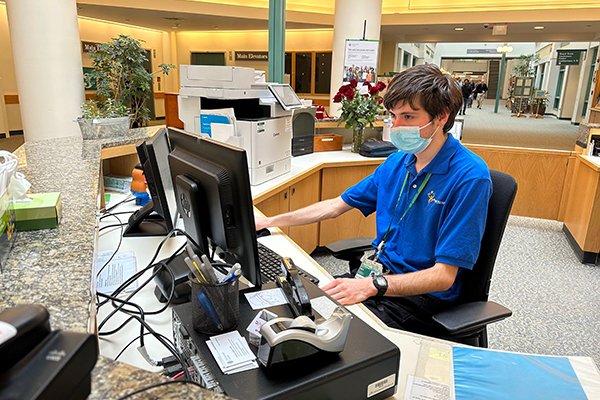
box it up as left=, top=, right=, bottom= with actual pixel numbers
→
left=276, top=257, right=312, bottom=319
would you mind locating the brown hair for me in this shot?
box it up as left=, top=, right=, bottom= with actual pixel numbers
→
left=383, top=64, right=462, bottom=134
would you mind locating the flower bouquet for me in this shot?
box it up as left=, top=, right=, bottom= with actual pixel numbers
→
left=333, top=79, right=386, bottom=152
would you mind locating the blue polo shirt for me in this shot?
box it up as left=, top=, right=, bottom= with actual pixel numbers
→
left=341, top=135, right=491, bottom=302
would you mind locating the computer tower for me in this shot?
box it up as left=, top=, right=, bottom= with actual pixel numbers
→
left=291, top=108, right=316, bottom=157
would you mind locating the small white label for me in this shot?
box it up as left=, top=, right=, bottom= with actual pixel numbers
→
left=367, top=373, right=396, bottom=398
left=0, top=321, right=17, bottom=346
left=321, top=138, right=334, bottom=142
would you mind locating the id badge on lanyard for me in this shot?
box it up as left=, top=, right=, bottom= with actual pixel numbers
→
left=354, top=172, right=431, bottom=279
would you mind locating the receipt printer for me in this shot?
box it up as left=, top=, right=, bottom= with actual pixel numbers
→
left=257, top=308, right=352, bottom=368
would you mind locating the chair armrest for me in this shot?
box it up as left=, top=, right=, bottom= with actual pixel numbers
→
left=324, top=237, right=374, bottom=258
left=432, top=301, right=512, bottom=336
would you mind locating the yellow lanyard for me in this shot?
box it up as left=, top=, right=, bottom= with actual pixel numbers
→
left=375, top=171, right=432, bottom=259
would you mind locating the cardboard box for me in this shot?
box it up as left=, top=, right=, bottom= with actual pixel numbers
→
left=12, top=193, right=62, bottom=231
left=314, top=133, right=343, bottom=152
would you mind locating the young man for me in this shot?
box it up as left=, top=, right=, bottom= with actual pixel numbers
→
left=475, top=80, right=488, bottom=109
left=255, top=64, right=492, bottom=336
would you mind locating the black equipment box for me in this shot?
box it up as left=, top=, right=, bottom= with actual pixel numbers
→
left=173, top=280, right=400, bottom=400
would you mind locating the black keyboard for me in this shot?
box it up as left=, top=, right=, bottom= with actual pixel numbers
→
left=257, top=242, right=319, bottom=285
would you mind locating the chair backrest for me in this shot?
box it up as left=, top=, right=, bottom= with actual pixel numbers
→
left=457, top=169, right=517, bottom=304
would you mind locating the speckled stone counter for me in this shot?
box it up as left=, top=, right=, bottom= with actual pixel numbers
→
left=0, top=127, right=228, bottom=399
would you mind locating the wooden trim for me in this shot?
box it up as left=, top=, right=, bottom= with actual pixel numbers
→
left=580, top=155, right=600, bottom=172
left=100, top=143, right=139, bottom=160
left=464, top=143, right=573, bottom=156
left=154, top=92, right=165, bottom=99
left=251, top=158, right=384, bottom=204
left=4, top=94, right=18, bottom=104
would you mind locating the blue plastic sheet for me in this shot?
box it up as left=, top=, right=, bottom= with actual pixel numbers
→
left=453, top=347, right=587, bottom=400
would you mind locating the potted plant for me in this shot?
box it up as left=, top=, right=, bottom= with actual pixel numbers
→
left=77, top=34, right=174, bottom=139
left=333, top=79, right=386, bottom=153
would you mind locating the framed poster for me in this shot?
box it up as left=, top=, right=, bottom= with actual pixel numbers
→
left=534, top=90, right=546, bottom=99
left=343, top=39, right=379, bottom=84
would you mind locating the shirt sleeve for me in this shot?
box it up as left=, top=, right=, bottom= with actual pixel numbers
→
left=435, top=177, right=492, bottom=270
left=340, top=163, right=384, bottom=217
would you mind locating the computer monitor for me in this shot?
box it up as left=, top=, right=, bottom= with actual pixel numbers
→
left=167, top=127, right=261, bottom=288
left=123, top=127, right=179, bottom=237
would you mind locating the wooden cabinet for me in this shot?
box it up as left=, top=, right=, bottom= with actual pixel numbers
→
left=255, top=171, right=322, bottom=253
left=319, top=165, right=378, bottom=246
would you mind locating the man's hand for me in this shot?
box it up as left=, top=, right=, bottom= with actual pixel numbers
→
left=322, top=277, right=377, bottom=306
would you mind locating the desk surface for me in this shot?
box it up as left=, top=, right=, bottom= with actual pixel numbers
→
left=96, top=195, right=454, bottom=399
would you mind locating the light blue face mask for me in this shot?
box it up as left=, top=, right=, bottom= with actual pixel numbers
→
left=390, top=120, right=438, bottom=154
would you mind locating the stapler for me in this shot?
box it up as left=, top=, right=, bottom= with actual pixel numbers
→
left=276, top=257, right=312, bottom=319
left=257, top=308, right=352, bottom=368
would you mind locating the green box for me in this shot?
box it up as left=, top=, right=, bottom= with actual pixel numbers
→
left=12, top=193, right=62, bottom=231
left=0, top=191, right=16, bottom=272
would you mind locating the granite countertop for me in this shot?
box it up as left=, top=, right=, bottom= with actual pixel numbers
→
left=0, top=126, right=229, bottom=399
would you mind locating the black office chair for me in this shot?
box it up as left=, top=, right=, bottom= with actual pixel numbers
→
left=325, top=169, right=518, bottom=347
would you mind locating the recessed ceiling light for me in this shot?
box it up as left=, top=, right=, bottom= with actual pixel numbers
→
left=586, top=25, right=592, bottom=28
left=423, top=27, right=429, bottom=30
left=534, top=26, right=544, bottom=30
left=455, top=27, right=464, bottom=31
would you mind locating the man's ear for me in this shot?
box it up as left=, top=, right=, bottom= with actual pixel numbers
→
left=436, top=110, right=450, bottom=126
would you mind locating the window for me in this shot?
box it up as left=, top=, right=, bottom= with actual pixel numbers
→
left=403, top=52, right=410, bottom=68
left=537, top=63, right=545, bottom=90
left=554, top=66, right=566, bottom=110
left=190, top=52, right=225, bottom=66
left=582, top=47, right=598, bottom=117
left=413, top=55, right=418, bottom=67
left=285, top=51, right=332, bottom=95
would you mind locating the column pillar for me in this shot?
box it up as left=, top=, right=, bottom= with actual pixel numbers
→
left=268, top=0, right=285, bottom=83
left=329, top=0, right=382, bottom=116
left=6, top=0, right=84, bottom=141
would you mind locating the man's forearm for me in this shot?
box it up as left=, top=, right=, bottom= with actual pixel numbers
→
left=385, top=262, right=459, bottom=297
left=262, top=197, right=352, bottom=228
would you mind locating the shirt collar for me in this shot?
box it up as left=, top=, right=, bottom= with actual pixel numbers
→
left=403, top=134, right=460, bottom=176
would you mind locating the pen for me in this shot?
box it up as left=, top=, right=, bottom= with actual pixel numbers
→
left=222, top=263, right=242, bottom=283
left=199, top=254, right=219, bottom=284
left=184, top=256, right=206, bottom=283
left=195, top=289, right=224, bottom=331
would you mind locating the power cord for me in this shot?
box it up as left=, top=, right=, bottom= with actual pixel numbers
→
left=114, top=381, right=203, bottom=400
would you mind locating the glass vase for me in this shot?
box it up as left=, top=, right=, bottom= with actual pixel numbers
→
left=352, top=126, right=365, bottom=153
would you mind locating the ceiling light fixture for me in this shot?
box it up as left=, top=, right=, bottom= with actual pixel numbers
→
left=534, top=26, right=544, bottom=30
left=455, top=27, right=464, bottom=31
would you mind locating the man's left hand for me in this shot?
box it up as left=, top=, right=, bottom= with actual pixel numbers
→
left=322, top=277, right=377, bottom=305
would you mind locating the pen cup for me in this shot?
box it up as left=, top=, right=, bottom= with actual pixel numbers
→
left=190, top=273, right=240, bottom=335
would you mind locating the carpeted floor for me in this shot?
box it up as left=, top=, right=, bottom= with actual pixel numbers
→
left=460, top=99, right=580, bottom=151
left=0, top=134, right=24, bottom=153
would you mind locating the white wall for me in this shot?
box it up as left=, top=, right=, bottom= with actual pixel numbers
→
left=433, top=42, right=537, bottom=65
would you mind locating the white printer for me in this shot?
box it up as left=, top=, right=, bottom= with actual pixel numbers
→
left=178, top=65, right=303, bottom=185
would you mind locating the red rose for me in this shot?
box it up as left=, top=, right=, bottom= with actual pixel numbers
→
left=345, top=90, right=355, bottom=101
left=377, top=81, right=387, bottom=91
left=363, top=81, right=371, bottom=87
left=350, top=79, right=358, bottom=88
left=369, top=86, right=379, bottom=96
left=364, top=94, right=369, bottom=98
left=333, top=93, right=343, bottom=103
left=338, top=84, right=351, bottom=94
left=378, top=98, right=383, bottom=104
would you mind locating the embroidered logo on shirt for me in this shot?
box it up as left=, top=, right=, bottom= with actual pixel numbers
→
left=427, top=190, right=445, bottom=205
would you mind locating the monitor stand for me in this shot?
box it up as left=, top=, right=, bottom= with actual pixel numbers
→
left=123, top=200, right=169, bottom=237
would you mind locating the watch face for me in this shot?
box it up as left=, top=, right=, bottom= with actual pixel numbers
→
left=374, top=275, right=387, bottom=288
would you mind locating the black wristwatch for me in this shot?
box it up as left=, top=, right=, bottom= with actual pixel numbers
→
left=372, top=274, right=388, bottom=297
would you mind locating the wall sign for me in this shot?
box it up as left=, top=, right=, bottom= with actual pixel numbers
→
left=343, top=39, right=379, bottom=84
left=83, top=67, right=96, bottom=90
left=556, top=50, right=585, bottom=66
left=81, top=41, right=102, bottom=53
left=235, top=51, right=268, bottom=61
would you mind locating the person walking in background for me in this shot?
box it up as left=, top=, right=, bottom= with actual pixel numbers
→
left=475, top=80, right=488, bottom=109
left=460, top=79, right=472, bottom=115
left=466, top=79, right=475, bottom=108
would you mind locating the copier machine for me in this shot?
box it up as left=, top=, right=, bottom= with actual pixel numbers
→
left=178, top=65, right=303, bottom=185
